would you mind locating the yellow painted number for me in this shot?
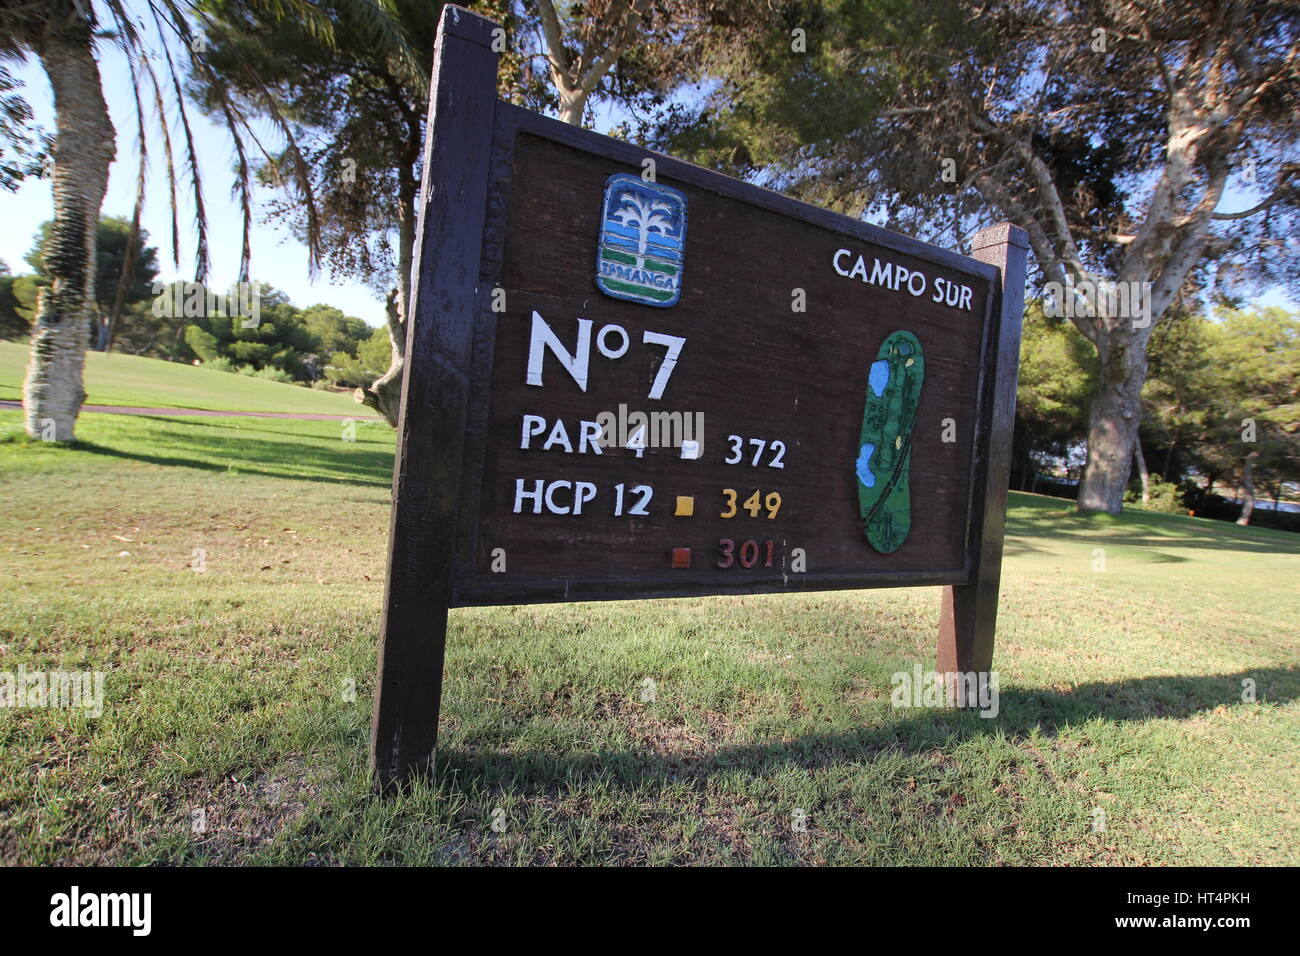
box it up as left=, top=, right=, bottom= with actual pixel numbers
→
left=722, top=489, right=781, bottom=518
left=720, top=488, right=737, bottom=518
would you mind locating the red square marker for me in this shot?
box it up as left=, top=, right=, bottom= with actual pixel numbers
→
left=671, top=548, right=691, bottom=569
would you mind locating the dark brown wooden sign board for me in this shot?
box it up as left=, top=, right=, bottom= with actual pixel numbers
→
left=371, top=5, right=1028, bottom=789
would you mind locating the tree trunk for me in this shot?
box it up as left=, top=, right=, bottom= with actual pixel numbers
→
left=1134, top=440, right=1150, bottom=506
left=104, top=236, right=139, bottom=355
left=102, top=312, right=117, bottom=353
left=23, top=30, right=115, bottom=442
left=360, top=68, right=593, bottom=428
left=357, top=159, right=418, bottom=427
left=557, top=87, right=588, bottom=126
left=1236, top=453, right=1258, bottom=526
left=355, top=288, right=404, bottom=425
left=1077, top=329, right=1147, bottom=514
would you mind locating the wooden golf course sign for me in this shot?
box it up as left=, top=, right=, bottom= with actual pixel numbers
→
left=371, top=5, right=1028, bottom=789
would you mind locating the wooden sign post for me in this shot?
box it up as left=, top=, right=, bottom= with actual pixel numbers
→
left=371, top=5, right=1028, bottom=790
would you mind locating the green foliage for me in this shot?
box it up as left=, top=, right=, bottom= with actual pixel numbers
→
left=110, top=299, right=186, bottom=360
left=1141, top=307, right=1217, bottom=481
left=323, top=327, right=391, bottom=387
left=0, top=340, right=373, bottom=416
left=1124, top=476, right=1186, bottom=514
left=191, top=0, right=448, bottom=292
left=9, top=274, right=37, bottom=325
left=190, top=0, right=628, bottom=295
left=184, top=325, right=221, bottom=363
left=322, top=351, right=365, bottom=388
left=0, top=64, right=43, bottom=191
left=357, top=325, right=391, bottom=369
left=1199, top=306, right=1300, bottom=503
left=228, top=340, right=274, bottom=367
left=238, top=363, right=295, bottom=383
left=1013, top=299, right=1097, bottom=480
left=1140, top=304, right=1300, bottom=500
left=26, top=217, right=159, bottom=309
left=301, top=304, right=370, bottom=357
left=0, top=260, right=27, bottom=340
left=168, top=282, right=374, bottom=383
left=201, top=356, right=235, bottom=373
left=26, top=217, right=160, bottom=347
left=1013, top=298, right=1298, bottom=516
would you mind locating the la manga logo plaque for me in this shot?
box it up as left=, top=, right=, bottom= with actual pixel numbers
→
left=595, top=173, right=687, bottom=307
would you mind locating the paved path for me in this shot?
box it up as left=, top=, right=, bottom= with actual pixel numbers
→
left=0, top=400, right=381, bottom=422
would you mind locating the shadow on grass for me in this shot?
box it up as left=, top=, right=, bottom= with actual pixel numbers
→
left=1001, top=532, right=1192, bottom=562
left=72, top=423, right=393, bottom=488
left=430, top=667, right=1299, bottom=790
left=1003, top=505, right=1299, bottom=558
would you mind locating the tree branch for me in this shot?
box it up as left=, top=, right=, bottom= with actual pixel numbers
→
left=1210, top=175, right=1298, bottom=220
left=952, top=80, right=1089, bottom=282
left=535, top=0, right=574, bottom=93
left=577, top=0, right=653, bottom=98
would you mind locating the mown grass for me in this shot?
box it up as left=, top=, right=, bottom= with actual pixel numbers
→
left=0, top=408, right=1295, bottom=865
left=0, top=341, right=367, bottom=416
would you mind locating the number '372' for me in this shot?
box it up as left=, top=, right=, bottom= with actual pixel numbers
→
left=725, top=435, right=786, bottom=468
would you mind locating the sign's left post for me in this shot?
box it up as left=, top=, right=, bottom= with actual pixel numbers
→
left=370, top=5, right=500, bottom=792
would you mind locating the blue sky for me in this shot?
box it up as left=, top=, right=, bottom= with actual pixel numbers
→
left=1, top=13, right=623, bottom=330
left=2, top=14, right=1292, bottom=325
left=3, top=41, right=389, bottom=325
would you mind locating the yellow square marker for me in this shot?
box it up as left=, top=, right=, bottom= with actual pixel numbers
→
left=674, top=495, right=695, bottom=517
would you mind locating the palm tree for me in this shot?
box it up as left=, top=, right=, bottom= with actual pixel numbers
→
left=611, top=192, right=672, bottom=271
left=1, top=2, right=114, bottom=440
left=0, top=0, right=415, bottom=441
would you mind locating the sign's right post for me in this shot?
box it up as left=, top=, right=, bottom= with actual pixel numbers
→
left=938, top=222, right=1030, bottom=677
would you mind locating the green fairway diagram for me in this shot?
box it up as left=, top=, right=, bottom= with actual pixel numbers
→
left=856, top=330, right=925, bottom=553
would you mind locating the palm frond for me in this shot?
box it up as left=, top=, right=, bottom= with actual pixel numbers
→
left=343, top=0, right=427, bottom=95
left=186, top=4, right=324, bottom=276
left=149, top=0, right=209, bottom=282
left=191, top=60, right=254, bottom=281
left=243, top=0, right=336, bottom=49
left=137, top=51, right=183, bottom=273
left=102, top=2, right=150, bottom=346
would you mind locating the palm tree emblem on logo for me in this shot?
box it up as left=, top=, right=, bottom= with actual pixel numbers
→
left=610, top=193, right=674, bottom=271
left=596, top=173, right=687, bottom=307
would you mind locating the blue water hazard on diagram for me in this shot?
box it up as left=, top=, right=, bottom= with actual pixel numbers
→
left=596, top=173, right=687, bottom=307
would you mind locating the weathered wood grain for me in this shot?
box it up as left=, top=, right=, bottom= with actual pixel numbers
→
left=369, top=5, right=499, bottom=792
left=371, top=8, right=1026, bottom=786
left=455, top=130, right=997, bottom=604
left=938, top=223, right=1029, bottom=675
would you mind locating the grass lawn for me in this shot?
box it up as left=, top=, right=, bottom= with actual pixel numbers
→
left=0, top=341, right=369, bottom=416
left=0, top=408, right=1296, bottom=865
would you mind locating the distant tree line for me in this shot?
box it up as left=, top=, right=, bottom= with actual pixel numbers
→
left=4, top=0, right=1294, bottom=522
left=1015, top=300, right=1300, bottom=530
left=0, top=217, right=387, bottom=389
